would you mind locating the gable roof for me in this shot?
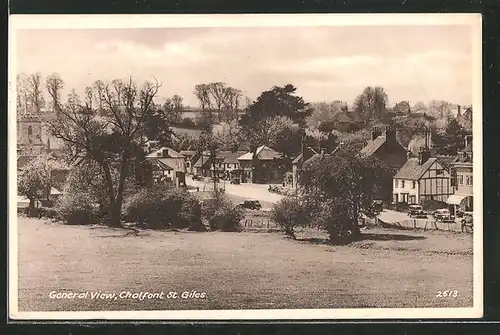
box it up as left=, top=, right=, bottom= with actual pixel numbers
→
left=218, top=151, right=247, bottom=164
left=180, top=150, right=196, bottom=157
left=435, top=155, right=455, bottom=171
left=360, top=136, right=387, bottom=156
left=394, top=157, right=438, bottom=180
left=193, top=154, right=212, bottom=168
left=237, top=145, right=281, bottom=161
left=292, top=147, right=319, bottom=165
left=146, top=147, right=184, bottom=159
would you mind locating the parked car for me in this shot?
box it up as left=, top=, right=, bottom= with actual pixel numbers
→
left=461, top=213, right=473, bottom=232
left=230, top=178, right=240, bottom=184
left=237, top=200, right=262, bottom=210
left=413, top=210, right=428, bottom=219
left=373, top=200, right=384, bottom=211
left=408, top=204, right=423, bottom=217
left=432, top=208, right=455, bottom=222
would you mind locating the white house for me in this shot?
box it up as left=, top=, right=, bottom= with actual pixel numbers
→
left=393, top=148, right=452, bottom=204
left=145, top=147, right=187, bottom=187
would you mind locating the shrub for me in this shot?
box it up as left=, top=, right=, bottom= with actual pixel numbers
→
left=271, top=196, right=311, bottom=239
left=208, top=202, right=244, bottom=232
left=179, top=117, right=196, bottom=128
left=55, top=191, right=99, bottom=225
left=123, top=185, right=202, bottom=229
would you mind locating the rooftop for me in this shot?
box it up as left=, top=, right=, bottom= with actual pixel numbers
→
left=394, top=157, right=437, bottom=181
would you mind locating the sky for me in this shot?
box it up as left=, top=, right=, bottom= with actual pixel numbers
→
left=15, top=25, right=474, bottom=107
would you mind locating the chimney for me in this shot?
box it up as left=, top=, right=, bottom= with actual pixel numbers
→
left=384, top=125, right=396, bottom=143
left=320, top=148, right=326, bottom=156
left=162, top=148, right=169, bottom=157
left=301, top=138, right=312, bottom=162
left=457, top=105, right=461, bottom=117
left=418, top=147, right=431, bottom=165
left=371, top=127, right=382, bottom=141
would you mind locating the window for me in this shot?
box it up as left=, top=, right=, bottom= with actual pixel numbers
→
left=394, top=179, right=398, bottom=188
left=466, top=175, right=473, bottom=186
left=393, top=194, right=398, bottom=203
left=437, top=179, right=442, bottom=187
left=27, top=125, right=33, bottom=137
left=458, top=175, right=464, bottom=185
left=436, top=169, right=443, bottom=175
left=412, top=181, right=416, bottom=189
left=401, top=180, right=405, bottom=188
left=470, top=175, right=473, bottom=185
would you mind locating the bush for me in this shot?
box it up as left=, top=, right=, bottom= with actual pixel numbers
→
left=179, top=117, right=196, bottom=128
left=38, top=207, right=58, bottom=219
left=208, top=202, right=244, bottom=232
left=55, top=192, right=99, bottom=225
left=271, top=196, right=311, bottom=239
left=123, top=185, right=202, bottom=229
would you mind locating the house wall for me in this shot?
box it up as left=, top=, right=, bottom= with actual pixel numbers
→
left=455, top=164, right=473, bottom=196
left=418, top=160, right=453, bottom=203
left=393, top=178, right=420, bottom=204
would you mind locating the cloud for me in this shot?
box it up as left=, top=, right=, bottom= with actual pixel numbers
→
left=14, top=25, right=474, bottom=106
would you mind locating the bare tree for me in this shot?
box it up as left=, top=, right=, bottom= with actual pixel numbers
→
left=26, top=72, right=45, bottom=115
left=45, top=73, right=65, bottom=113
left=47, top=77, right=162, bottom=227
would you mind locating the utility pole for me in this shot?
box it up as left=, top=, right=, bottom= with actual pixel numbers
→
left=211, top=146, right=218, bottom=196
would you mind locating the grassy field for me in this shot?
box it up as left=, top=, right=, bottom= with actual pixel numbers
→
left=17, top=217, right=473, bottom=311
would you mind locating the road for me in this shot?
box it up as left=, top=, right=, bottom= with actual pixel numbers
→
left=186, top=176, right=284, bottom=205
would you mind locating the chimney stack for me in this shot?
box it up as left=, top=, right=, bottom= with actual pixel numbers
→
left=457, top=105, right=461, bottom=117
left=384, top=125, right=396, bottom=143
left=418, top=147, right=431, bottom=165
left=320, top=148, right=326, bottom=156
left=371, top=127, right=382, bottom=141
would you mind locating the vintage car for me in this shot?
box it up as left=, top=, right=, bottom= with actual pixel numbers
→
left=237, top=200, right=262, bottom=210
left=230, top=178, right=241, bottom=184
left=408, top=204, right=424, bottom=217
left=432, top=208, right=455, bottom=222
left=373, top=200, right=384, bottom=211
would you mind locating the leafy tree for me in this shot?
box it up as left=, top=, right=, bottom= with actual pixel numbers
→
left=47, top=77, right=162, bottom=227
left=433, top=116, right=470, bottom=155
left=300, top=145, right=392, bottom=243
left=240, top=84, right=312, bottom=128
left=271, top=196, right=312, bottom=239
left=413, top=101, right=427, bottom=112
left=306, top=101, right=343, bottom=129
left=393, top=101, right=411, bottom=114
left=17, top=154, right=54, bottom=214
left=428, top=100, right=452, bottom=119
left=193, top=82, right=242, bottom=124
left=353, top=86, right=388, bottom=120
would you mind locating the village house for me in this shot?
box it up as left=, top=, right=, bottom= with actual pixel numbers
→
left=179, top=150, right=199, bottom=174
left=392, top=146, right=453, bottom=204
left=289, top=144, right=318, bottom=189
left=218, top=151, right=247, bottom=180
left=237, top=145, right=285, bottom=184
left=145, top=147, right=187, bottom=187
left=193, top=151, right=212, bottom=177
left=330, top=103, right=365, bottom=133
left=446, top=135, right=473, bottom=213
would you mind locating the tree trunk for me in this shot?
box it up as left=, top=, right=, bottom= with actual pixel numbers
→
left=28, top=198, right=36, bottom=217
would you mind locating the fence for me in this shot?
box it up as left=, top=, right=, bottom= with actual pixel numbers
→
left=241, top=218, right=279, bottom=230
left=372, top=217, right=471, bottom=233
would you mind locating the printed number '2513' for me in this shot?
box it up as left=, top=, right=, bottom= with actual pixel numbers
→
left=436, top=290, right=459, bottom=298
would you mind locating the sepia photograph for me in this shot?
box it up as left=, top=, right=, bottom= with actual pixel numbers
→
left=8, top=14, right=482, bottom=320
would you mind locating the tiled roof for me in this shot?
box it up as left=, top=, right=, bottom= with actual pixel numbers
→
left=435, top=155, right=455, bottom=171
left=156, top=159, right=175, bottom=170
left=394, top=157, right=437, bottom=180
left=180, top=150, right=196, bottom=157
left=193, top=155, right=211, bottom=168
left=146, top=147, right=184, bottom=159
left=237, top=145, right=281, bottom=161
left=218, top=151, right=247, bottom=164
left=360, top=136, right=387, bottom=156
